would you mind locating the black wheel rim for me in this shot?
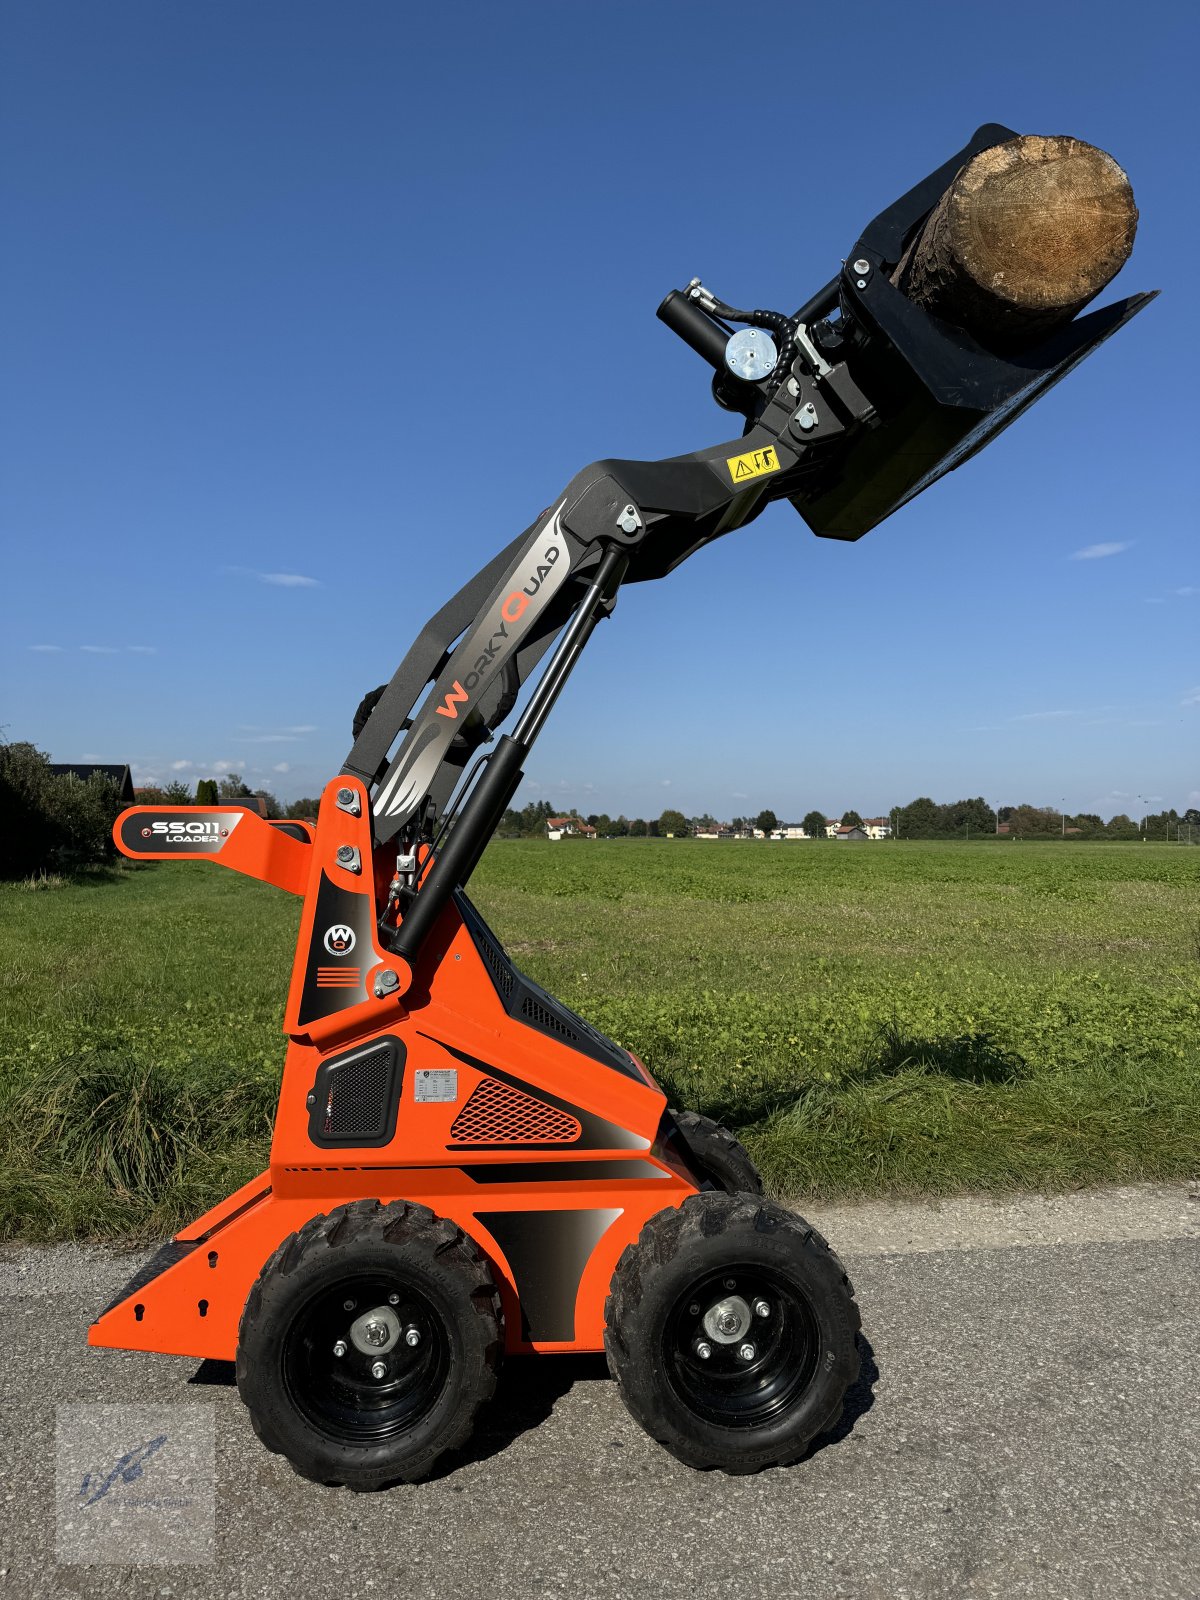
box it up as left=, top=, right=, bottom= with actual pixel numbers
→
left=663, top=1264, right=820, bottom=1428
left=282, top=1272, right=450, bottom=1444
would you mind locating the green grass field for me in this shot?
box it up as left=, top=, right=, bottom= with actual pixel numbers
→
left=2, top=840, right=1197, bottom=1240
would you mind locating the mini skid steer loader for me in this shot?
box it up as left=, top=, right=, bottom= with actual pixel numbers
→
left=91, top=125, right=1152, bottom=1486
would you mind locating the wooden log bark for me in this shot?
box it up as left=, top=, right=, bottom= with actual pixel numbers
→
left=892, top=135, right=1137, bottom=352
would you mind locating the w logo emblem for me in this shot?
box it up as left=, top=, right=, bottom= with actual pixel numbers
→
left=323, top=924, right=356, bottom=956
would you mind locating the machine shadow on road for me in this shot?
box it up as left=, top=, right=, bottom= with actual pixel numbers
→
left=188, top=1330, right=879, bottom=1476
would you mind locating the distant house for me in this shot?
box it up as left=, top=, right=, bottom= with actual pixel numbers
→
left=862, top=817, right=892, bottom=840
left=546, top=815, right=595, bottom=841
left=824, top=817, right=841, bottom=839
left=696, top=827, right=735, bottom=840
left=48, top=763, right=134, bottom=804
left=835, top=825, right=868, bottom=841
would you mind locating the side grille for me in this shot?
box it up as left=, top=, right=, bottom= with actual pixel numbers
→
left=308, top=1037, right=404, bottom=1148
left=450, top=1077, right=581, bottom=1146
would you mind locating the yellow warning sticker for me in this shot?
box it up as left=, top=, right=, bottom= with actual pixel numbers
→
left=725, top=446, right=781, bottom=485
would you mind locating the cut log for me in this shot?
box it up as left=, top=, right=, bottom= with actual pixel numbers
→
left=891, top=135, right=1137, bottom=352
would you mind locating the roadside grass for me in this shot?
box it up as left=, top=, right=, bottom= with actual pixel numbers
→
left=1, top=842, right=1197, bottom=1240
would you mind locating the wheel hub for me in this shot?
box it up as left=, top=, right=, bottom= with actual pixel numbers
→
left=702, top=1294, right=751, bottom=1344
left=349, top=1304, right=401, bottom=1353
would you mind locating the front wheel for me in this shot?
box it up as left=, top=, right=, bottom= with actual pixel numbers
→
left=604, top=1192, right=859, bottom=1473
left=236, top=1199, right=502, bottom=1489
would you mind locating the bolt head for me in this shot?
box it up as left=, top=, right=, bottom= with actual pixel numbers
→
left=370, top=1360, right=388, bottom=1380
left=332, top=1340, right=348, bottom=1358
left=694, top=1340, right=713, bottom=1360
left=852, top=258, right=871, bottom=276
left=336, top=844, right=355, bottom=863
left=405, top=1326, right=421, bottom=1348
left=388, top=1293, right=400, bottom=1306
left=343, top=1299, right=356, bottom=1312
left=754, top=1299, right=771, bottom=1319
left=376, top=968, right=400, bottom=994
left=336, top=787, right=355, bottom=806
left=738, top=1342, right=757, bottom=1362
left=723, top=1278, right=736, bottom=1291
left=688, top=1302, right=701, bottom=1316
left=717, top=1312, right=740, bottom=1335
left=363, top=1320, right=390, bottom=1348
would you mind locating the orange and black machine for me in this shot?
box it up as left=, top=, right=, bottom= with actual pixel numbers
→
left=93, top=125, right=1152, bottom=1487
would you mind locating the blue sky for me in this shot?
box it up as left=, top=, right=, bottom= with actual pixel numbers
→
left=3, top=0, right=1195, bottom=822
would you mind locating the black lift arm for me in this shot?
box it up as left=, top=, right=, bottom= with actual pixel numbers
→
left=340, top=123, right=1154, bottom=970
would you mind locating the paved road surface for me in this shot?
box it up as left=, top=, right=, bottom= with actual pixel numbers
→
left=1, top=1184, right=1196, bottom=1599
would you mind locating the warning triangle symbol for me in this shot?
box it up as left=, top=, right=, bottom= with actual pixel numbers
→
left=734, top=459, right=754, bottom=479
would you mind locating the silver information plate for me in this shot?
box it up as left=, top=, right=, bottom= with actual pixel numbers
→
left=413, top=1068, right=458, bottom=1104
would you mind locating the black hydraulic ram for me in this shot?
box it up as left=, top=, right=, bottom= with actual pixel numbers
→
left=387, top=546, right=628, bottom=969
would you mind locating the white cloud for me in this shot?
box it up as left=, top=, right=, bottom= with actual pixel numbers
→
left=272, top=762, right=290, bottom=774
left=170, top=760, right=193, bottom=771
left=1010, top=709, right=1079, bottom=722
left=260, top=572, right=320, bottom=588
left=28, top=643, right=63, bottom=652
left=127, top=644, right=158, bottom=655
left=1182, top=687, right=1200, bottom=707
left=236, top=733, right=302, bottom=744
left=80, top=645, right=119, bottom=654
left=1175, top=587, right=1198, bottom=597
left=283, top=724, right=317, bottom=734
left=1070, top=541, right=1131, bottom=561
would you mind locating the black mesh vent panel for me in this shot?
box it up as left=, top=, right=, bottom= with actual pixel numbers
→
left=520, top=993, right=578, bottom=1041
left=308, top=1037, right=404, bottom=1148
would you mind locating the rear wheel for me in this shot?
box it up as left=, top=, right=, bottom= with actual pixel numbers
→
left=671, top=1108, right=763, bottom=1195
left=604, top=1192, right=859, bottom=1473
left=236, top=1199, right=502, bottom=1488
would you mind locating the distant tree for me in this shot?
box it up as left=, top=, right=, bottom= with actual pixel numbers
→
left=755, top=809, right=778, bottom=835
left=134, top=785, right=168, bottom=805
left=0, top=742, right=121, bottom=878
left=1105, top=812, right=1139, bottom=840
left=841, top=809, right=864, bottom=830
left=218, top=772, right=252, bottom=801
left=938, top=796, right=996, bottom=837
left=730, top=816, right=746, bottom=834
left=286, top=797, right=320, bottom=820
left=591, top=812, right=612, bottom=836
left=1185, top=808, right=1200, bottom=826
left=194, top=778, right=219, bottom=807
left=895, top=796, right=941, bottom=838
left=609, top=815, right=629, bottom=838
left=252, top=789, right=282, bottom=820
left=659, top=808, right=689, bottom=837
left=1005, top=804, right=1058, bottom=836
left=801, top=809, right=827, bottom=840
left=628, top=818, right=647, bottom=837
left=163, top=779, right=192, bottom=805
left=646, top=819, right=660, bottom=837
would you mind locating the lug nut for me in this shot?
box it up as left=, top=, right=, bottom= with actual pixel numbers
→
left=754, top=1299, right=771, bottom=1319
left=688, top=1302, right=701, bottom=1316
left=388, top=1293, right=400, bottom=1306
left=694, top=1340, right=713, bottom=1360
left=738, top=1342, right=757, bottom=1362
left=332, top=1340, right=347, bottom=1358
left=370, top=1360, right=387, bottom=1380
left=363, top=1320, right=390, bottom=1348
left=718, top=1312, right=740, bottom=1335
left=343, top=1299, right=356, bottom=1312
left=723, top=1278, right=736, bottom=1291
left=852, top=258, right=871, bottom=276
left=405, top=1326, right=421, bottom=1348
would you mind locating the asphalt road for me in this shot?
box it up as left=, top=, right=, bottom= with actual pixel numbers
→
left=1, top=1185, right=1196, bottom=1600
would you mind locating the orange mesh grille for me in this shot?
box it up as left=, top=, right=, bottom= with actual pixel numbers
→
left=450, top=1077, right=581, bottom=1145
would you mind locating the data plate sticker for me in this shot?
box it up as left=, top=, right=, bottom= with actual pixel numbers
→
left=414, top=1068, right=458, bottom=1104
